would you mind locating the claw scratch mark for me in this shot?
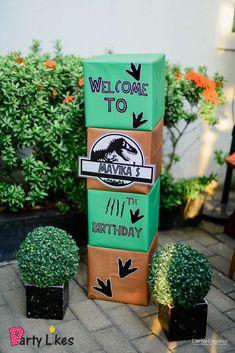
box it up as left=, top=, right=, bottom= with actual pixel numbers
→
left=120, top=201, right=125, bottom=218
left=116, top=199, right=119, bottom=216
left=111, top=199, right=115, bottom=215
left=105, top=198, right=111, bottom=214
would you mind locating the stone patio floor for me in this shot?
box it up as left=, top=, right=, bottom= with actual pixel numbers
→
left=0, top=220, right=235, bottom=353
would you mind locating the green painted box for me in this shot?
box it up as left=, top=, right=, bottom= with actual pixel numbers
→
left=84, top=54, right=165, bottom=131
left=88, top=178, right=160, bottom=252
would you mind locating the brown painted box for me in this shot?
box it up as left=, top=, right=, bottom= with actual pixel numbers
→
left=86, top=119, right=163, bottom=194
left=87, top=233, right=158, bottom=305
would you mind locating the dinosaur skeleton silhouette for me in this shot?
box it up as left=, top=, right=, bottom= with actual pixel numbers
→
left=91, top=138, right=138, bottom=163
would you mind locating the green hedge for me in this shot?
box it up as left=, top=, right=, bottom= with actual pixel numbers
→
left=0, top=41, right=86, bottom=212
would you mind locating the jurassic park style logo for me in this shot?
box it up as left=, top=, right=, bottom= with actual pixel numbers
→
left=78, top=133, right=155, bottom=188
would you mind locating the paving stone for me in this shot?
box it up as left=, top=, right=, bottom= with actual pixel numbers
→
left=2, top=286, right=25, bottom=317
left=221, top=328, right=235, bottom=346
left=225, top=310, right=235, bottom=322
left=201, top=325, right=234, bottom=352
left=0, top=338, right=35, bottom=353
left=207, top=286, right=235, bottom=312
left=0, top=305, right=19, bottom=338
left=162, top=229, right=191, bottom=241
left=106, top=306, right=150, bottom=340
left=74, top=261, right=87, bottom=288
left=0, top=264, right=23, bottom=290
left=210, top=243, right=233, bottom=260
left=227, top=292, right=235, bottom=300
left=128, top=302, right=157, bottom=318
left=69, top=279, right=87, bottom=303
left=56, top=319, right=101, bottom=353
left=132, top=334, right=170, bottom=353
left=199, top=221, right=224, bottom=235
left=215, top=234, right=235, bottom=248
left=158, top=234, right=175, bottom=247
left=185, top=239, right=214, bottom=257
left=92, top=326, right=138, bottom=353
left=69, top=300, right=112, bottom=331
left=209, top=256, right=230, bottom=276
left=94, top=298, right=124, bottom=312
left=36, top=345, right=73, bottom=353
left=212, top=270, right=235, bottom=294
left=10, top=262, right=20, bottom=275
left=1, top=222, right=235, bottom=353
left=0, top=292, right=5, bottom=306
left=207, top=304, right=235, bottom=332
left=173, top=343, right=207, bottom=353
left=185, top=227, right=219, bottom=246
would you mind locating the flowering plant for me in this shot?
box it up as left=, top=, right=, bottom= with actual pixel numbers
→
left=0, top=40, right=86, bottom=212
left=162, top=62, right=225, bottom=210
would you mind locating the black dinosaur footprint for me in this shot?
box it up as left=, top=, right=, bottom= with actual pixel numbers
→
left=118, top=258, right=138, bottom=278
left=132, top=112, right=148, bottom=129
left=130, top=209, right=144, bottom=224
left=126, top=63, right=141, bottom=81
left=93, top=278, right=112, bottom=297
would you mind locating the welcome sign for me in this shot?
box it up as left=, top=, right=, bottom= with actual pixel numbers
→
left=84, top=54, right=165, bottom=131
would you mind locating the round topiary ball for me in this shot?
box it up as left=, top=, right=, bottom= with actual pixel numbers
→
left=148, top=243, right=212, bottom=308
left=18, top=226, right=80, bottom=288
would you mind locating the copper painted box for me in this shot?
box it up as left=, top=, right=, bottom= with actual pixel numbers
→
left=83, top=119, right=163, bottom=194
left=88, top=233, right=158, bottom=305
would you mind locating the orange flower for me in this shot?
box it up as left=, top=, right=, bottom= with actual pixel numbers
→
left=50, top=88, right=58, bottom=98
left=64, top=95, right=74, bottom=103
left=78, top=77, right=84, bottom=87
left=15, top=57, right=24, bottom=63
left=203, top=88, right=218, bottom=104
left=185, top=71, right=219, bottom=104
left=44, top=60, right=57, bottom=69
left=185, top=71, right=215, bottom=89
left=175, top=71, right=181, bottom=80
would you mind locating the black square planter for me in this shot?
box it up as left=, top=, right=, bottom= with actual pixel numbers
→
left=26, top=282, right=69, bottom=320
left=158, top=300, right=208, bottom=341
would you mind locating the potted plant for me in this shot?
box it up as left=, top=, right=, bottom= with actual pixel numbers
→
left=17, top=226, right=80, bottom=320
left=160, top=62, right=225, bottom=229
left=148, top=243, right=212, bottom=341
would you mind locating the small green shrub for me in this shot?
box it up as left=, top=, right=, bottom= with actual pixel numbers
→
left=161, top=169, right=217, bottom=209
left=148, top=243, right=212, bottom=308
left=18, top=226, right=79, bottom=287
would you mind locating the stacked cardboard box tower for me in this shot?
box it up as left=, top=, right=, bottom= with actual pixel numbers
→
left=79, top=54, right=165, bottom=305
